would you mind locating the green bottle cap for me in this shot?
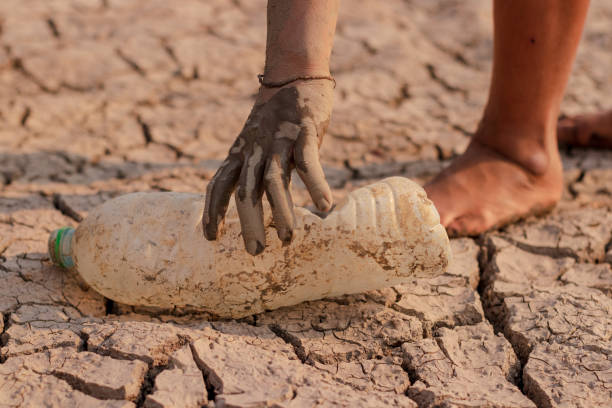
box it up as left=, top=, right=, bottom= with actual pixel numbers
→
left=48, top=227, right=75, bottom=268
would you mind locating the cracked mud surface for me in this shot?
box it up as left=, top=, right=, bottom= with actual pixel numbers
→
left=1, top=1, right=611, bottom=407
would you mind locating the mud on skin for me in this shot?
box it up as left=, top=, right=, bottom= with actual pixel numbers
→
left=203, top=80, right=334, bottom=255
left=2, top=1, right=612, bottom=406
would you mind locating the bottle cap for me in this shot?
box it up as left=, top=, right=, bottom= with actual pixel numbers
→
left=48, top=227, right=75, bottom=268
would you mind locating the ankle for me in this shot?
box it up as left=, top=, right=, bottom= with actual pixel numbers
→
left=473, top=120, right=557, bottom=176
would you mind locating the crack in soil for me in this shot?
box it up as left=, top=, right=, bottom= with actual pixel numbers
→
left=136, top=115, right=154, bottom=144
left=476, top=237, right=541, bottom=407
left=52, top=194, right=83, bottom=223
left=500, top=237, right=581, bottom=261
left=10, top=58, right=57, bottom=94
left=104, top=298, right=116, bottom=316
left=425, top=63, right=468, bottom=98
left=268, top=324, right=308, bottom=364
left=428, top=40, right=474, bottom=69
left=0, top=313, right=10, bottom=363
left=78, top=331, right=89, bottom=352
left=20, top=106, right=31, bottom=127
left=135, top=363, right=166, bottom=407
left=46, top=18, right=61, bottom=39
left=116, top=48, right=146, bottom=77
left=188, top=342, right=218, bottom=403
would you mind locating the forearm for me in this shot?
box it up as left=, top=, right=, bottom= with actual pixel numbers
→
left=264, top=0, right=339, bottom=81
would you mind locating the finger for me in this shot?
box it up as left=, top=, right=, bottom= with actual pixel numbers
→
left=203, top=157, right=242, bottom=240
left=236, top=145, right=266, bottom=255
left=263, top=151, right=295, bottom=245
left=294, top=124, right=333, bottom=212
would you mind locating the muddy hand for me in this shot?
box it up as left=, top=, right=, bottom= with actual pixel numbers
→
left=203, top=80, right=334, bottom=255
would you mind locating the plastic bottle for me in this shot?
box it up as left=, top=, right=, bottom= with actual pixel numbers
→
left=49, top=177, right=450, bottom=318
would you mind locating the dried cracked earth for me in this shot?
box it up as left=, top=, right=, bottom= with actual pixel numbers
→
left=1, top=1, right=611, bottom=407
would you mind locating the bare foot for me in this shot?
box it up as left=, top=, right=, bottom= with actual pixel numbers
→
left=424, top=140, right=563, bottom=237
left=558, top=110, right=612, bottom=148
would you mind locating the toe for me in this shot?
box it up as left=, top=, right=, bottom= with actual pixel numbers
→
left=557, top=117, right=578, bottom=144
left=557, top=117, right=593, bottom=146
left=424, top=182, right=464, bottom=227
left=558, top=113, right=612, bottom=147
left=445, top=208, right=500, bottom=237
left=446, top=215, right=484, bottom=237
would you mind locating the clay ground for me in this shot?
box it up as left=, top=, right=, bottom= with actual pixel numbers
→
left=1, top=1, right=611, bottom=407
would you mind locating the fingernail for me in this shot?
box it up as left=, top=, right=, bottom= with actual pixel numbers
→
left=246, top=240, right=265, bottom=256
left=279, top=229, right=293, bottom=246
left=203, top=222, right=217, bottom=240
left=317, top=197, right=331, bottom=212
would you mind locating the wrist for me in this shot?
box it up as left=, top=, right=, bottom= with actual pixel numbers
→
left=263, top=56, right=330, bottom=82
left=255, top=74, right=335, bottom=104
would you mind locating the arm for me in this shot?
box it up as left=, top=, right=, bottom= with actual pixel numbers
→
left=264, top=0, right=339, bottom=84
left=203, top=0, right=340, bottom=255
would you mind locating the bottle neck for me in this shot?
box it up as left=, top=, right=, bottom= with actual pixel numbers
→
left=49, top=227, right=75, bottom=268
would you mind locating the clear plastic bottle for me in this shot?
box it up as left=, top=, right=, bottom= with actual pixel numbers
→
left=49, top=177, right=450, bottom=318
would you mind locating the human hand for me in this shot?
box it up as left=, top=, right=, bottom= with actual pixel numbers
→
left=202, top=79, right=334, bottom=255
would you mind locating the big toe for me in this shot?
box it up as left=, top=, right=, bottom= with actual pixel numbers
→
left=424, top=183, right=463, bottom=227
left=445, top=213, right=488, bottom=237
